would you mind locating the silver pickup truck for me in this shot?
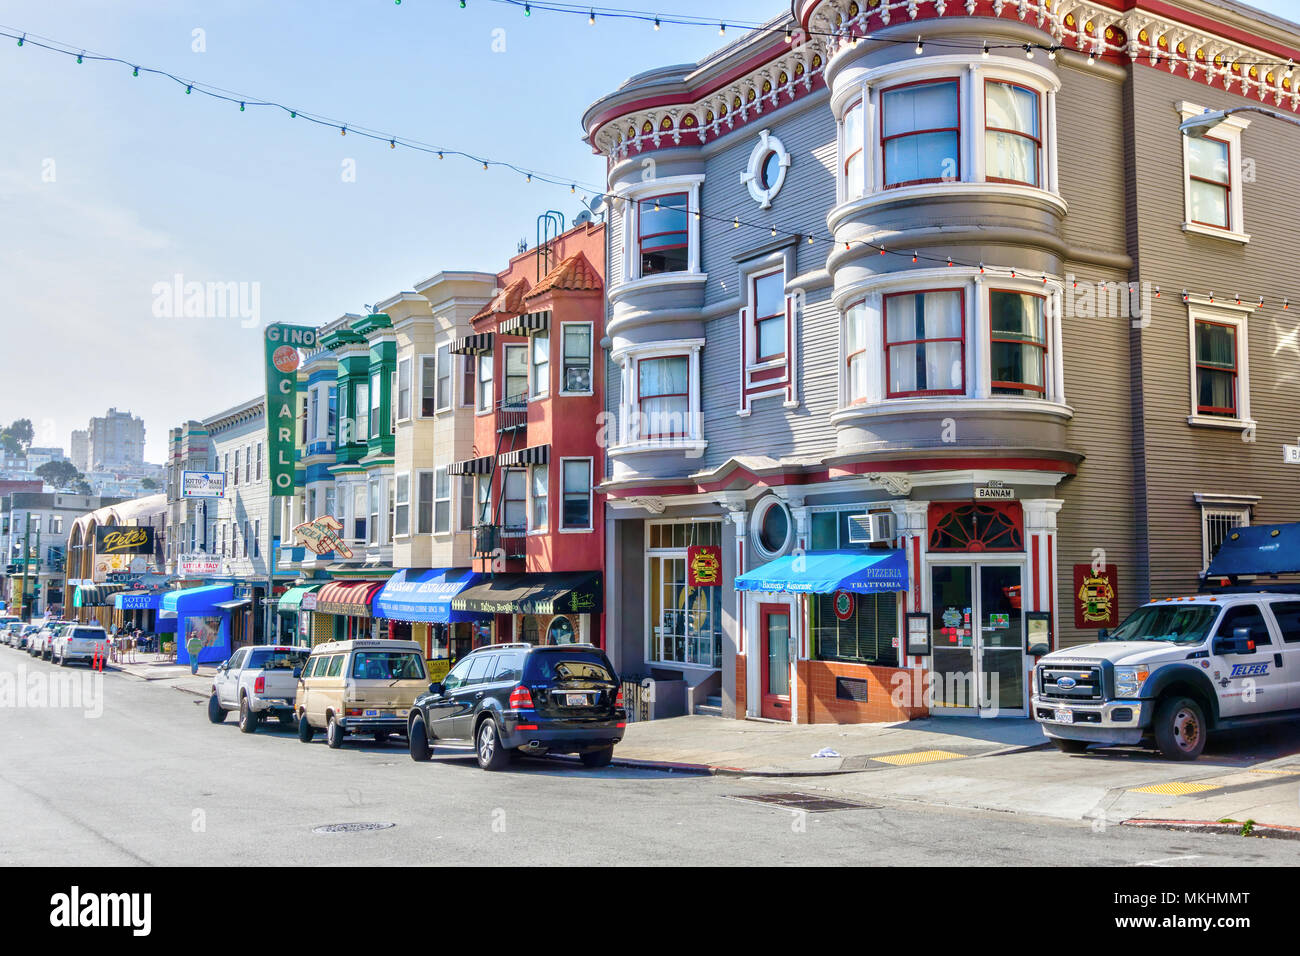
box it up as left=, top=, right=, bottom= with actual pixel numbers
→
left=207, top=645, right=312, bottom=733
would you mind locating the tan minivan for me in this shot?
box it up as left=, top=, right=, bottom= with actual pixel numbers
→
left=295, top=639, right=430, bottom=749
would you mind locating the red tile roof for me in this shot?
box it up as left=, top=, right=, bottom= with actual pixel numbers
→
left=471, top=276, right=532, bottom=322
left=524, top=252, right=602, bottom=300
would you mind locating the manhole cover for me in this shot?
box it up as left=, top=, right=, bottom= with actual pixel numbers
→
left=728, top=792, right=880, bottom=812
left=312, top=822, right=397, bottom=834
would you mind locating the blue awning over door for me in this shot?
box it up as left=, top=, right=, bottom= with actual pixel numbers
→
left=734, top=549, right=909, bottom=594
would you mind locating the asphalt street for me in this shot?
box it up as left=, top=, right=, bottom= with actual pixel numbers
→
left=1, top=650, right=1297, bottom=866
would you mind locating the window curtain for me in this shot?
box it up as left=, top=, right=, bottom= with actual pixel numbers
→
left=985, top=83, right=1038, bottom=185
left=639, top=356, right=690, bottom=435
left=1196, top=322, right=1236, bottom=412
left=882, top=81, right=959, bottom=185
left=990, top=291, right=1046, bottom=394
left=886, top=291, right=963, bottom=394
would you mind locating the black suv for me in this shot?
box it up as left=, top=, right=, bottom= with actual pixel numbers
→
left=407, top=642, right=626, bottom=771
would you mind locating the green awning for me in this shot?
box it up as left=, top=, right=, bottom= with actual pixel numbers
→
left=278, top=583, right=324, bottom=614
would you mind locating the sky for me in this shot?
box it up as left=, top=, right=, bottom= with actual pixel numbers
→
left=1, top=0, right=1297, bottom=462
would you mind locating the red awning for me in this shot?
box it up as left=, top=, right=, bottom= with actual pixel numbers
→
left=314, top=580, right=385, bottom=618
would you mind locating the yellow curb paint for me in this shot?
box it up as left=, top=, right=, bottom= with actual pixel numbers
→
left=1129, top=781, right=1220, bottom=796
left=872, top=750, right=966, bottom=766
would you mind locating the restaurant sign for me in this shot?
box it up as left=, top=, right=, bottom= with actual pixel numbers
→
left=179, top=553, right=222, bottom=577
left=687, top=546, right=722, bottom=587
left=265, top=323, right=318, bottom=497
left=182, top=471, right=227, bottom=499
left=95, top=526, right=154, bottom=555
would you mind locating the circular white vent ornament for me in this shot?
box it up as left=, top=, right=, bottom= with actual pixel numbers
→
left=741, top=129, right=791, bottom=210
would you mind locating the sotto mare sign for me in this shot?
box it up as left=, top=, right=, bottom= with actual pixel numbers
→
left=264, top=323, right=318, bottom=497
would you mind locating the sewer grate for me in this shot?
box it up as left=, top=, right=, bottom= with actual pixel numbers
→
left=312, top=822, right=397, bottom=834
left=728, top=792, right=881, bottom=812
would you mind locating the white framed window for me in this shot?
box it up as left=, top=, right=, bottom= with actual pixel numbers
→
left=434, top=468, right=451, bottom=535
left=459, top=354, right=476, bottom=408
left=989, top=289, right=1047, bottom=397
left=638, top=356, right=690, bottom=438
left=751, top=496, right=793, bottom=558
left=369, top=372, right=382, bottom=439
left=308, top=390, right=319, bottom=442
left=613, top=340, right=705, bottom=451
left=394, top=474, right=410, bottom=538
left=619, top=175, right=704, bottom=282
left=390, top=370, right=398, bottom=433
left=984, top=80, right=1041, bottom=187
left=530, top=464, right=548, bottom=532
left=884, top=288, right=965, bottom=397
left=560, top=323, right=593, bottom=394
left=367, top=479, right=380, bottom=546
left=1177, top=101, right=1250, bottom=243
left=845, top=300, right=869, bottom=404
left=416, top=470, right=433, bottom=535
left=419, top=354, right=437, bottom=417
left=477, top=354, right=493, bottom=413
left=1197, top=497, right=1253, bottom=573
left=881, top=78, right=960, bottom=188
left=502, top=468, right=527, bottom=533
left=436, top=344, right=452, bottom=412
left=1186, top=301, right=1253, bottom=429
left=504, top=344, right=528, bottom=407
left=841, top=95, right=866, bottom=201
left=253, top=519, right=260, bottom=559
left=750, top=269, right=787, bottom=364
left=560, top=458, right=592, bottom=531
left=458, top=475, right=476, bottom=531
left=530, top=333, right=549, bottom=399
left=354, top=382, right=369, bottom=442
left=353, top=485, right=367, bottom=543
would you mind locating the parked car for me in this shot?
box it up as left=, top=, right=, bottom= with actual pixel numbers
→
left=0, top=617, right=20, bottom=646
left=407, top=643, right=626, bottom=771
left=53, top=624, right=109, bottom=666
left=295, top=639, right=428, bottom=749
left=27, top=624, right=51, bottom=659
left=1033, top=591, right=1300, bottom=760
left=207, top=644, right=311, bottom=733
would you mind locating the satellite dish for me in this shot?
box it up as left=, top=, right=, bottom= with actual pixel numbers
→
left=574, top=209, right=593, bottom=226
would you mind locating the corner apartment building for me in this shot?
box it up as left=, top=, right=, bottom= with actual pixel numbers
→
left=1, top=491, right=117, bottom=617
left=583, top=0, right=1300, bottom=723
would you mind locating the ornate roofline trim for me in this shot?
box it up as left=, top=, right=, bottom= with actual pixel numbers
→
left=589, top=0, right=1300, bottom=161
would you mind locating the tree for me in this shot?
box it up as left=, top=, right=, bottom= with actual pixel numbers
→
left=1, top=419, right=33, bottom=456
left=72, top=478, right=93, bottom=496
left=35, top=460, right=82, bottom=489
left=140, top=477, right=158, bottom=490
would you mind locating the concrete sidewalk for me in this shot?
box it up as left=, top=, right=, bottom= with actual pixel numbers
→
left=613, top=714, right=1048, bottom=775
left=1121, top=757, right=1300, bottom=837
left=108, top=654, right=216, bottom=697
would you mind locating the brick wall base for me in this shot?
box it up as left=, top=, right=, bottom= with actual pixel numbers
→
left=796, top=659, right=928, bottom=724
left=734, top=653, right=746, bottom=717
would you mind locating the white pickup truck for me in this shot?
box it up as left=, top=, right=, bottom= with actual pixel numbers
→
left=207, top=644, right=312, bottom=734
left=1033, top=523, right=1300, bottom=760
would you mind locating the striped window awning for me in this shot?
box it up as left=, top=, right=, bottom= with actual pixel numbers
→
left=451, top=332, right=494, bottom=355
left=449, top=455, right=495, bottom=476
left=498, top=444, right=550, bottom=467
left=315, top=580, right=385, bottom=618
left=499, top=310, right=551, bottom=337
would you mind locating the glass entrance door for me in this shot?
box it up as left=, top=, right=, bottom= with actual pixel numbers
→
left=929, top=564, right=1026, bottom=715
left=760, top=604, right=792, bottom=721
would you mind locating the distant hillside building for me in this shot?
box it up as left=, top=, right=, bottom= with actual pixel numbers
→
left=87, top=408, right=146, bottom=470
left=69, top=430, right=89, bottom=473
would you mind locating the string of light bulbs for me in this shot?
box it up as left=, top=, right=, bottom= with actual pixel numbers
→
left=2, top=19, right=1295, bottom=311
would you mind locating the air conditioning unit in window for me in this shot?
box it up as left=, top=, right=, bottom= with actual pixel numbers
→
left=846, top=512, right=894, bottom=545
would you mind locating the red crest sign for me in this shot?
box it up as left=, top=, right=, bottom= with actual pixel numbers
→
left=1073, top=564, right=1119, bottom=629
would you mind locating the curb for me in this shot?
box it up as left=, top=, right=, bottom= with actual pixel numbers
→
left=1123, top=818, right=1300, bottom=840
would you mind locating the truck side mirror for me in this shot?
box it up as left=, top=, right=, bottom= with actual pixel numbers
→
left=1096, top=628, right=1110, bottom=641
left=1214, top=628, right=1256, bottom=655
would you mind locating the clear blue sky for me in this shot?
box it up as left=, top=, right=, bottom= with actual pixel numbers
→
left=0, top=0, right=1296, bottom=461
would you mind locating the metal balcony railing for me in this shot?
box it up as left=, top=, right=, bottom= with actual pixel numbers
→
left=497, top=392, right=528, bottom=433
left=472, top=524, right=526, bottom=559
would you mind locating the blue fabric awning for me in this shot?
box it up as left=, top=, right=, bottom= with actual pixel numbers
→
left=1208, top=523, right=1300, bottom=577
left=374, top=568, right=486, bottom=624
left=162, top=584, right=236, bottom=614
left=735, top=549, right=909, bottom=594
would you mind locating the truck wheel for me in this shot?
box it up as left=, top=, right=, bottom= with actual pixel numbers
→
left=326, top=715, right=345, bottom=749
left=297, top=713, right=314, bottom=743
left=408, top=716, right=432, bottom=762
left=1053, top=738, right=1090, bottom=754
left=207, top=694, right=227, bottom=724
left=1153, top=696, right=1207, bottom=761
left=238, top=697, right=259, bottom=734
left=475, top=718, right=510, bottom=771
left=580, top=746, right=614, bottom=768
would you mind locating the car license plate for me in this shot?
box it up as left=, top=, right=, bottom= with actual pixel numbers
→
left=364, top=709, right=383, bottom=717
left=1055, top=708, right=1074, bottom=724
left=565, top=693, right=588, bottom=707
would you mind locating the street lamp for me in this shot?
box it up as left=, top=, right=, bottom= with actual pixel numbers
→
left=1180, top=104, right=1300, bottom=137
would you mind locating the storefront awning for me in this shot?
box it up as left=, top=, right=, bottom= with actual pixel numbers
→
left=451, top=332, right=493, bottom=355
left=278, top=583, right=324, bottom=614
left=1207, top=522, right=1300, bottom=578
left=113, top=589, right=164, bottom=611
left=374, top=568, right=487, bottom=624
left=735, top=549, right=909, bottom=594
left=499, top=310, right=550, bottom=337
left=74, top=584, right=126, bottom=608
left=315, top=580, right=385, bottom=617
left=214, top=598, right=251, bottom=611
left=498, top=444, right=549, bottom=467
left=451, top=571, right=602, bottom=616
left=449, top=455, right=495, bottom=476
left=162, top=584, right=237, bottom=615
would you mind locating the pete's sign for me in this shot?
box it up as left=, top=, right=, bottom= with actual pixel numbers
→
left=95, top=526, right=154, bottom=555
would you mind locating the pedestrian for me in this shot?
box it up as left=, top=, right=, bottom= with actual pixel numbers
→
left=186, top=632, right=202, bottom=675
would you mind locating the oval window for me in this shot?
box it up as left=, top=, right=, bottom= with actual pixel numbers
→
left=759, top=150, right=781, bottom=190
left=755, top=500, right=791, bottom=556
